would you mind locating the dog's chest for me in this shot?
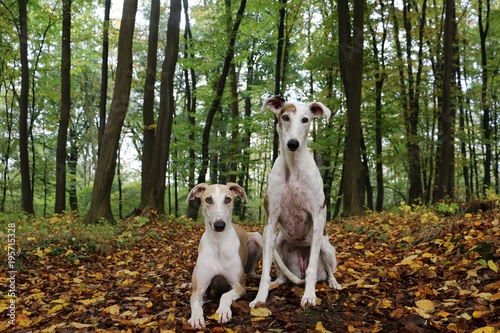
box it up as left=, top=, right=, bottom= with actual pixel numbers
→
left=277, top=182, right=313, bottom=244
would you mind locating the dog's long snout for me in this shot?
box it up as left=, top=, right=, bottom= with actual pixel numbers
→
left=287, top=139, right=300, bottom=151
left=214, top=220, right=226, bottom=232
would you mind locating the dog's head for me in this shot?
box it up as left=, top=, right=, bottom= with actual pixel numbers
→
left=186, top=183, right=247, bottom=232
left=262, top=96, right=331, bottom=152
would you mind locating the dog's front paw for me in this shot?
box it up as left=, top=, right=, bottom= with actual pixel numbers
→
left=328, top=277, right=342, bottom=290
left=188, top=315, right=205, bottom=329
left=301, top=292, right=317, bottom=308
left=249, top=293, right=267, bottom=308
left=216, top=307, right=232, bottom=324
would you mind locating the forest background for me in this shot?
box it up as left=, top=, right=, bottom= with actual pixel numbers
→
left=0, top=0, right=499, bottom=224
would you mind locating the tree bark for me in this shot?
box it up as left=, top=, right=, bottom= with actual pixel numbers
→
left=18, top=0, right=35, bottom=215
left=98, top=0, right=111, bottom=156
left=338, top=0, right=366, bottom=216
left=478, top=0, right=491, bottom=195
left=151, top=0, right=182, bottom=213
left=182, top=0, right=197, bottom=194
left=139, top=0, right=161, bottom=210
left=272, top=0, right=286, bottom=164
left=86, top=0, right=138, bottom=224
left=434, top=0, right=456, bottom=202
left=187, top=0, right=247, bottom=220
left=55, top=0, right=71, bottom=214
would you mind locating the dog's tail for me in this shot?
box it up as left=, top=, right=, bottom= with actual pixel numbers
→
left=273, top=250, right=305, bottom=285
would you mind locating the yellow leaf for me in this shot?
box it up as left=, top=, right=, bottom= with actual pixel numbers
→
left=207, top=313, right=220, bottom=321
left=167, top=312, right=175, bottom=322
left=461, top=313, right=472, bottom=320
left=472, top=310, right=489, bottom=319
left=48, top=304, right=64, bottom=314
left=398, top=254, right=419, bottom=265
left=487, top=260, right=498, bottom=273
left=36, top=247, right=45, bottom=258
left=315, top=321, right=332, bottom=333
left=354, top=244, right=364, bottom=250
left=50, top=299, right=66, bottom=304
left=131, top=317, right=150, bottom=325
left=65, top=249, right=73, bottom=256
left=415, top=300, right=435, bottom=313
left=471, top=327, right=496, bottom=333
left=70, top=322, right=93, bottom=328
left=103, top=304, right=120, bottom=315
left=250, top=307, right=272, bottom=317
left=465, top=213, right=473, bottom=219
left=73, top=278, right=82, bottom=283
left=490, top=292, right=500, bottom=302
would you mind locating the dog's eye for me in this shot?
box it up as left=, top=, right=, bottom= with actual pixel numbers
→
left=224, top=197, right=232, bottom=204
left=205, top=197, right=212, bottom=204
left=282, top=114, right=290, bottom=121
left=302, top=117, right=309, bottom=123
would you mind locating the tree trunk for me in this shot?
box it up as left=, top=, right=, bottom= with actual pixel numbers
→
left=18, top=0, right=35, bottom=215
left=272, top=0, right=286, bottom=164
left=55, top=0, right=71, bottom=214
left=182, top=0, right=197, bottom=194
left=338, top=0, right=366, bottom=216
left=434, top=0, right=456, bottom=202
left=86, top=0, right=138, bottom=224
left=478, top=0, right=491, bottom=195
left=139, top=0, right=161, bottom=210
left=187, top=0, right=247, bottom=220
left=68, top=128, right=78, bottom=212
left=98, top=0, right=111, bottom=155
left=369, top=10, right=387, bottom=211
left=151, top=0, right=181, bottom=213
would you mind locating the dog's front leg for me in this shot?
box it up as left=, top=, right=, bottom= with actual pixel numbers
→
left=250, top=222, right=277, bottom=307
left=188, top=265, right=212, bottom=329
left=301, top=212, right=326, bottom=307
left=217, top=283, right=246, bottom=324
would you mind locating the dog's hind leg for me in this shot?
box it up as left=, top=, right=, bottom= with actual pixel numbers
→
left=245, top=232, right=263, bottom=278
left=320, top=236, right=342, bottom=290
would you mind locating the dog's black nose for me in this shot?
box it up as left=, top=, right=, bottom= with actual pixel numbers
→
left=287, top=139, right=300, bottom=151
left=214, top=220, right=226, bottom=232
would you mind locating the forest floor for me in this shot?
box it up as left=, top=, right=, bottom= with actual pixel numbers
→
left=1, top=206, right=500, bottom=333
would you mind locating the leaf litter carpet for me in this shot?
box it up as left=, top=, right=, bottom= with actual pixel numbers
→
left=1, top=210, right=500, bottom=332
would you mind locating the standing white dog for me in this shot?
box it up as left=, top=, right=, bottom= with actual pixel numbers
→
left=186, top=183, right=262, bottom=329
left=250, top=96, right=341, bottom=309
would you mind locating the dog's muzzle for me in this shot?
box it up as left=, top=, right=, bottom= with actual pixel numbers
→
left=287, top=139, right=300, bottom=151
left=213, top=220, right=226, bottom=232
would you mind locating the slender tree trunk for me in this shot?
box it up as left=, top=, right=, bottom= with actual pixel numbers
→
left=272, top=0, right=286, bottom=163
left=18, top=0, right=35, bottom=215
left=369, top=8, right=387, bottom=211
left=187, top=0, right=247, bottom=220
left=86, top=0, right=138, bottom=224
left=140, top=0, right=161, bottom=210
left=68, top=130, right=78, bottom=212
left=229, top=62, right=239, bottom=184
left=338, top=0, right=366, bottom=216
left=182, top=0, right=197, bottom=194
left=478, top=0, right=491, bottom=195
left=434, top=0, right=456, bottom=202
left=55, top=0, right=71, bottom=214
left=151, top=0, right=182, bottom=213
left=98, top=0, right=111, bottom=155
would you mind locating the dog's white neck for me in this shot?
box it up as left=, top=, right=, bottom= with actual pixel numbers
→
left=280, top=144, right=309, bottom=171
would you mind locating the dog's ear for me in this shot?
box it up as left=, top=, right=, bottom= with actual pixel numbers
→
left=226, top=182, right=248, bottom=203
left=309, top=102, right=332, bottom=121
left=262, top=95, right=285, bottom=114
left=186, top=183, right=208, bottom=202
